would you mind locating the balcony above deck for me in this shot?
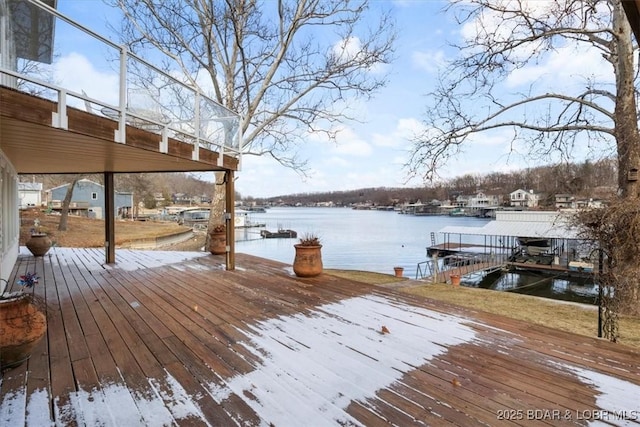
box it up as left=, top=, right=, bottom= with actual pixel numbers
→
left=0, top=86, right=239, bottom=174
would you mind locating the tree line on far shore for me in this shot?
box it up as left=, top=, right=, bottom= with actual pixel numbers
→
left=245, top=159, right=617, bottom=207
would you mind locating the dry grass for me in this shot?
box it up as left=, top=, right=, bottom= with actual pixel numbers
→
left=325, top=269, right=640, bottom=350
left=20, top=208, right=191, bottom=248
left=325, top=269, right=406, bottom=286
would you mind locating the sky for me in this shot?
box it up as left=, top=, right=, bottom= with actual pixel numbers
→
left=48, top=0, right=614, bottom=198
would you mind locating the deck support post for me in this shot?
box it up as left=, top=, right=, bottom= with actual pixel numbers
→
left=225, top=170, right=235, bottom=270
left=105, top=172, right=115, bottom=264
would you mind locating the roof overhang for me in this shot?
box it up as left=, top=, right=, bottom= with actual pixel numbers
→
left=623, top=0, right=640, bottom=44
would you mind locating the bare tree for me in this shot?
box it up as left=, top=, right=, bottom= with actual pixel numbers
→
left=410, top=0, right=635, bottom=191
left=110, top=0, right=396, bottom=226
left=58, top=175, right=82, bottom=231
left=408, top=0, right=639, bottom=323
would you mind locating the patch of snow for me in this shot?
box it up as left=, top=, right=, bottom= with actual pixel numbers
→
left=15, top=371, right=209, bottom=426
left=0, top=387, right=26, bottom=425
left=561, top=365, right=640, bottom=427
left=213, top=294, right=479, bottom=426
left=149, top=371, right=210, bottom=423
left=26, top=388, right=53, bottom=426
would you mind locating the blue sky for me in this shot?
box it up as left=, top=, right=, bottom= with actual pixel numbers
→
left=50, top=1, right=613, bottom=198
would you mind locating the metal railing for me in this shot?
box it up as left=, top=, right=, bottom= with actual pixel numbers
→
left=416, top=252, right=509, bottom=281
left=0, top=0, right=242, bottom=166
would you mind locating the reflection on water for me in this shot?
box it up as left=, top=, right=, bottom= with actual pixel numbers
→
left=465, top=270, right=599, bottom=305
left=236, top=207, right=599, bottom=305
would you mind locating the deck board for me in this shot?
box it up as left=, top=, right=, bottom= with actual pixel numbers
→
left=2, top=247, right=640, bottom=426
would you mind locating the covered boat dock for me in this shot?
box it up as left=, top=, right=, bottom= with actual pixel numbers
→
left=426, top=211, right=597, bottom=279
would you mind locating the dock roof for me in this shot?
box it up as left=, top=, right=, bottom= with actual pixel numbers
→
left=439, top=210, right=581, bottom=239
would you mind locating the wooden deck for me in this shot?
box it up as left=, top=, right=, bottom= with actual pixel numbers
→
left=2, top=247, right=640, bottom=426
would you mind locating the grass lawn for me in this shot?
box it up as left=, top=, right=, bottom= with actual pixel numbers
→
left=20, top=208, right=191, bottom=248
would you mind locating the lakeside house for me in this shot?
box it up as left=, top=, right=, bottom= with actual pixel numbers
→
left=17, top=181, right=43, bottom=208
left=509, top=188, right=540, bottom=208
left=46, top=179, right=135, bottom=219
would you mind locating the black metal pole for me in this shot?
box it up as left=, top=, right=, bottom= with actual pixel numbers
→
left=597, top=249, right=604, bottom=338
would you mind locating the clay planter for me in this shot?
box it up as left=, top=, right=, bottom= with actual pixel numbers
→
left=25, top=233, right=52, bottom=257
left=293, top=244, right=323, bottom=277
left=0, top=294, right=47, bottom=370
left=450, top=274, right=461, bottom=286
left=394, top=266, right=404, bottom=277
left=208, top=230, right=226, bottom=255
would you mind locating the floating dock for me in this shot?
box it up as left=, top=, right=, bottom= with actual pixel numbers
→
left=260, top=229, right=297, bottom=239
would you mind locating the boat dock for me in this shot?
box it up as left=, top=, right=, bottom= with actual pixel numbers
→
left=421, top=211, right=599, bottom=282
left=260, top=229, right=297, bottom=238
left=417, top=253, right=507, bottom=282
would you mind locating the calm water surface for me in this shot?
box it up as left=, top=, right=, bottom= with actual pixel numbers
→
left=236, top=207, right=487, bottom=276
left=236, top=207, right=598, bottom=305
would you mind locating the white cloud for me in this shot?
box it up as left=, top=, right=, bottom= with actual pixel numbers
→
left=308, top=126, right=372, bottom=157
left=506, top=43, right=612, bottom=89
left=53, top=52, right=119, bottom=106
left=325, top=157, right=351, bottom=168
left=332, top=128, right=372, bottom=156
left=332, top=36, right=364, bottom=63
left=411, top=50, right=446, bottom=73
left=372, top=117, right=424, bottom=148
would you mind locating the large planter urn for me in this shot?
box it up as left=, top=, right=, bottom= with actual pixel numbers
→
left=293, top=244, right=323, bottom=277
left=25, top=233, right=52, bottom=257
left=208, top=230, right=227, bottom=255
left=0, top=294, right=47, bottom=370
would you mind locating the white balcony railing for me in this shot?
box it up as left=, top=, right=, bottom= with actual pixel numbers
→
left=0, top=0, right=242, bottom=166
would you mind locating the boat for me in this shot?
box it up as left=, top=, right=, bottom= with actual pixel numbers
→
left=177, top=208, right=265, bottom=229
left=517, top=237, right=551, bottom=256
left=260, top=229, right=297, bottom=239
left=568, top=260, right=594, bottom=273
left=235, top=210, right=266, bottom=228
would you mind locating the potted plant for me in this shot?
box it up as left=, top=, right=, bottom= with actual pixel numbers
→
left=293, top=233, right=323, bottom=277
left=208, top=223, right=227, bottom=255
left=0, top=272, right=47, bottom=370
left=25, top=218, right=52, bottom=257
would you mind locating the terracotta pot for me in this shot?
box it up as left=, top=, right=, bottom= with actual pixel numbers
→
left=394, top=267, right=404, bottom=277
left=0, top=294, right=47, bottom=370
left=293, top=244, right=323, bottom=277
left=208, top=230, right=226, bottom=255
left=450, top=274, right=461, bottom=286
left=26, top=233, right=52, bottom=257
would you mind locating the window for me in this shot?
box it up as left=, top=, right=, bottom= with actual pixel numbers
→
left=91, top=192, right=98, bottom=200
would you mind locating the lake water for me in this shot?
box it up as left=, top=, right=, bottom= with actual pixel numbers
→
left=236, top=207, right=599, bottom=305
left=236, top=206, right=488, bottom=275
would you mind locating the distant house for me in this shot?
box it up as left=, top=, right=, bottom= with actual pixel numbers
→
left=510, top=189, right=539, bottom=208
left=18, top=182, right=43, bottom=208
left=574, top=198, right=605, bottom=209
left=46, top=179, right=133, bottom=219
left=555, top=194, right=574, bottom=209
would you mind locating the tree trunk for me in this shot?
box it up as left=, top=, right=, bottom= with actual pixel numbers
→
left=205, top=172, right=226, bottom=247
left=611, top=0, right=640, bottom=313
left=613, top=0, right=640, bottom=199
left=58, top=176, right=80, bottom=231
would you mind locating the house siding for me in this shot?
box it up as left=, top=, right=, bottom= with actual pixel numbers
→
left=48, top=179, right=133, bottom=219
left=0, top=149, right=19, bottom=286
